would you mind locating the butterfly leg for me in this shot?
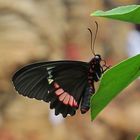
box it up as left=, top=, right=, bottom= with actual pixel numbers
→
left=101, top=65, right=111, bottom=73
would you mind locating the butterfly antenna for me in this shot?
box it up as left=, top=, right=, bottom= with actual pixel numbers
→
left=88, top=21, right=98, bottom=56
left=88, top=28, right=95, bottom=55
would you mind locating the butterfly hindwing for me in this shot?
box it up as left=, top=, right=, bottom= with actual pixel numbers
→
left=48, top=77, right=88, bottom=117
left=12, top=61, right=89, bottom=117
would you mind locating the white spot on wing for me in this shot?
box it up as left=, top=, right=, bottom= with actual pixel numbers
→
left=48, top=79, right=53, bottom=84
left=47, top=67, right=54, bottom=79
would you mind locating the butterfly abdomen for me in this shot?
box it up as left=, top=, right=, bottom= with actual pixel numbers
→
left=80, top=87, right=94, bottom=114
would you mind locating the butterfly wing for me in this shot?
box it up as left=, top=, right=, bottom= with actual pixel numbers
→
left=12, top=61, right=89, bottom=117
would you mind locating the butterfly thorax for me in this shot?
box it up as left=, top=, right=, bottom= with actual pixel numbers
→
left=88, top=55, right=102, bottom=84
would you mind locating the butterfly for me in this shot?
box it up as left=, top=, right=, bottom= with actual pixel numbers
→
left=12, top=22, right=109, bottom=118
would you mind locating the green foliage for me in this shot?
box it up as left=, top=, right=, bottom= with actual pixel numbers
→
left=136, top=135, right=140, bottom=140
left=90, top=6, right=140, bottom=140
left=90, top=4, right=140, bottom=121
left=91, top=5, right=140, bottom=23
left=90, top=55, right=140, bottom=120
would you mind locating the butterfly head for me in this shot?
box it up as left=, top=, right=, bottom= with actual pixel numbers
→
left=94, top=54, right=101, bottom=62
left=90, top=54, right=102, bottom=65
left=94, top=54, right=111, bottom=72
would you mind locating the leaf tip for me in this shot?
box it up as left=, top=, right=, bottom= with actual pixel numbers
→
left=90, top=13, right=95, bottom=16
left=91, top=10, right=105, bottom=17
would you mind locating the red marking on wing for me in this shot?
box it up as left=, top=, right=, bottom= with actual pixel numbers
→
left=63, top=93, right=70, bottom=105
left=73, top=100, right=78, bottom=107
left=69, top=96, right=74, bottom=107
left=55, top=88, right=64, bottom=96
left=54, top=82, right=60, bottom=89
left=54, top=82, right=78, bottom=107
left=59, top=92, right=67, bottom=101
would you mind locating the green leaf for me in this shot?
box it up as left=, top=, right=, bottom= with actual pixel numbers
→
left=136, top=135, right=140, bottom=140
left=90, top=54, right=140, bottom=120
left=91, top=5, right=140, bottom=24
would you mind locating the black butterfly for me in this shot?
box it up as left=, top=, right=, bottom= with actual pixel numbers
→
left=12, top=22, right=109, bottom=117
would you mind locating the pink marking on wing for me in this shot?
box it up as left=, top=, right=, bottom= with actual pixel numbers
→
left=63, top=93, right=70, bottom=105
left=59, top=92, right=67, bottom=101
left=73, top=99, right=78, bottom=107
left=55, top=88, right=64, bottom=96
left=69, top=96, right=74, bottom=107
left=54, top=82, right=60, bottom=89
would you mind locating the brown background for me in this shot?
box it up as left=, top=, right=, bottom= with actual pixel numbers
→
left=0, top=0, right=140, bottom=140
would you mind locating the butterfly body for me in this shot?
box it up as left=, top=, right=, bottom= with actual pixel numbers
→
left=80, top=54, right=103, bottom=114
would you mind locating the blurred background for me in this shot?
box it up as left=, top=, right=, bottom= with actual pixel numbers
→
left=0, top=0, right=140, bottom=140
